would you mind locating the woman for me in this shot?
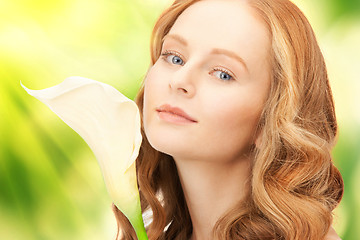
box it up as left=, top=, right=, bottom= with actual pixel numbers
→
left=112, top=0, right=344, bottom=239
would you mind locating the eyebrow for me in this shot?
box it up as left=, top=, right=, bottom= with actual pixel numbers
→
left=162, top=34, right=248, bottom=71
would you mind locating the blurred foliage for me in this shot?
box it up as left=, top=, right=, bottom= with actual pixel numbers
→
left=0, top=0, right=359, bottom=239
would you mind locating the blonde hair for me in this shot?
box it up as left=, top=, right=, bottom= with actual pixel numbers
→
left=113, top=0, right=344, bottom=239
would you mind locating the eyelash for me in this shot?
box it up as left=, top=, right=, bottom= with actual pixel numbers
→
left=160, top=50, right=236, bottom=81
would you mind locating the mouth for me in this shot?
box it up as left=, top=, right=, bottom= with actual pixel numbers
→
left=156, top=104, right=198, bottom=123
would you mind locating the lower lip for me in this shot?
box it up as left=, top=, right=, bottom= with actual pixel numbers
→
left=157, top=111, right=197, bottom=124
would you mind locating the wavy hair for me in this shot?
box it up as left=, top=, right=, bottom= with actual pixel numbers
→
left=113, top=0, right=344, bottom=239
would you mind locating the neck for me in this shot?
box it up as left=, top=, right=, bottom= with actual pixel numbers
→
left=173, top=156, right=251, bottom=240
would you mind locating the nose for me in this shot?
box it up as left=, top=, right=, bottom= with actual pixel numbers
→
left=169, top=63, right=196, bottom=98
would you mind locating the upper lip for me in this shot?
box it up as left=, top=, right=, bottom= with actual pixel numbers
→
left=156, top=104, right=198, bottom=122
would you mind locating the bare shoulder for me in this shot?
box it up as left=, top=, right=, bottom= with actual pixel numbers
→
left=325, top=226, right=342, bottom=240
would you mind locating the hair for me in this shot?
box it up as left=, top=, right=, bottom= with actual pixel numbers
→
left=113, top=0, right=344, bottom=239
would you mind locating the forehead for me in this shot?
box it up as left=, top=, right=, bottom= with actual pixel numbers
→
left=166, top=0, right=270, bottom=74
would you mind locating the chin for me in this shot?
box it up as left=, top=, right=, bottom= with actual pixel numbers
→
left=146, top=132, right=178, bottom=156
left=144, top=127, right=191, bottom=158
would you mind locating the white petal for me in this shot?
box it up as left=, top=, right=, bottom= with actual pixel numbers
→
left=21, top=76, right=142, bottom=173
left=22, top=77, right=147, bottom=238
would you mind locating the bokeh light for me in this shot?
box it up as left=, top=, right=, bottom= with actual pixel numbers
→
left=1, top=0, right=359, bottom=239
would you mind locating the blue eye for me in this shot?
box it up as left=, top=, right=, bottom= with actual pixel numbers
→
left=160, top=51, right=235, bottom=81
left=171, top=55, right=183, bottom=65
left=212, top=68, right=234, bottom=81
left=214, top=71, right=232, bottom=81
left=161, top=51, right=184, bottom=66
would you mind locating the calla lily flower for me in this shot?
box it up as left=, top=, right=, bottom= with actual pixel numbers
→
left=21, top=76, right=148, bottom=240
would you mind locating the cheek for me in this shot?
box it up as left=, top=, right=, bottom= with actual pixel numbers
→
left=143, top=65, right=168, bottom=103
left=203, top=91, right=263, bottom=129
left=142, top=74, right=154, bottom=132
left=201, top=95, right=264, bottom=156
left=215, top=107, right=260, bottom=141
left=143, top=67, right=162, bottom=110
left=219, top=103, right=261, bottom=127
left=142, top=68, right=169, bottom=150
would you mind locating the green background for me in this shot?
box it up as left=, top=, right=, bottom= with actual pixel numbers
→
left=0, top=0, right=359, bottom=239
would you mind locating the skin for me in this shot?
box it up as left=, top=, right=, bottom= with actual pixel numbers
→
left=144, top=0, right=270, bottom=239
left=143, top=0, right=270, bottom=164
left=142, top=0, right=341, bottom=239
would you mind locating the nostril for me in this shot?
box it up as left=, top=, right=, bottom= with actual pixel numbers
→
left=180, top=88, right=188, bottom=93
left=169, top=81, right=193, bottom=96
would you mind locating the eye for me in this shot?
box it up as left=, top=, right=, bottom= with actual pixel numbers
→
left=161, top=50, right=185, bottom=66
left=211, top=67, right=235, bottom=81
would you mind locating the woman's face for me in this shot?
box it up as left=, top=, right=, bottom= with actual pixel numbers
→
left=143, top=0, right=271, bottom=163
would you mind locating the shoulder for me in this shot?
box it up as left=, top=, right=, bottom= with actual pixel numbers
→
left=325, top=226, right=341, bottom=240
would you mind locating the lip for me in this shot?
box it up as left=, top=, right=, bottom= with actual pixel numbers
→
left=156, top=104, right=198, bottom=123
